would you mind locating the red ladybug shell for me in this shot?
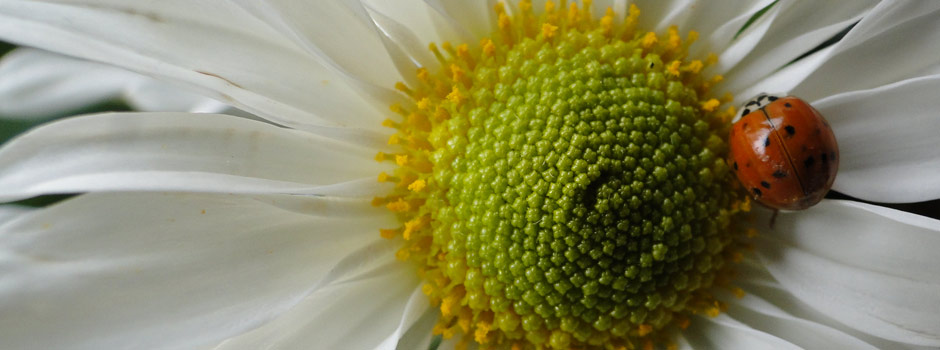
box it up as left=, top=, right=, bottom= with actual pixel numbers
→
left=728, top=95, right=839, bottom=210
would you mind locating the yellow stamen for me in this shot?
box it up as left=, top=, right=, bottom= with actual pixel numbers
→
left=447, top=85, right=465, bottom=106
left=667, top=60, right=682, bottom=76
left=701, top=98, right=721, bottom=112
left=395, top=154, right=409, bottom=166
left=641, top=31, right=658, bottom=48
left=386, top=199, right=411, bottom=213
left=481, top=38, right=496, bottom=57
left=408, top=179, right=427, bottom=192
left=541, top=22, right=559, bottom=38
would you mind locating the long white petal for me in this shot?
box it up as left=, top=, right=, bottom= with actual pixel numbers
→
left=0, top=1, right=387, bottom=133
left=681, top=313, right=803, bottom=350
left=723, top=284, right=880, bottom=349
left=736, top=261, right=938, bottom=350
left=813, top=74, right=940, bottom=203
left=0, top=48, right=136, bottom=119
left=708, top=0, right=782, bottom=74
left=393, top=309, right=439, bottom=350
left=229, top=0, right=405, bottom=106
left=214, top=258, right=421, bottom=350
left=759, top=201, right=940, bottom=346
left=0, top=192, right=393, bottom=350
left=424, top=0, right=495, bottom=40
left=122, top=78, right=225, bottom=113
left=361, top=1, right=436, bottom=86
left=789, top=0, right=940, bottom=101
left=0, top=205, right=31, bottom=224
left=723, top=0, right=876, bottom=100
left=0, top=112, right=391, bottom=202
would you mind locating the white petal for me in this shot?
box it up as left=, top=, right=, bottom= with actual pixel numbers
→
left=229, top=0, right=405, bottom=105
left=682, top=313, right=802, bottom=350
left=364, top=0, right=456, bottom=47
left=425, top=0, right=495, bottom=40
left=723, top=0, right=877, bottom=99
left=0, top=205, right=31, bottom=224
left=631, top=0, right=776, bottom=64
left=790, top=0, right=940, bottom=101
left=722, top=285, right=880, bottom=349
left=708, top=1, right=782, bottom=75
left=394, top=309, right=439, bottom=350
left=0, top=112, right=391, bottom=202
left=0, top=192, right=393, bottom=350
left=375, top=285, right=433, bottom=350
left=738, top=262, right=940, bottom=350
left=812, top=75, right=940, bottom=202
left=759, top=201, right=940, bottom=346
left=0, top=1, right=388, bottom=133
left=0, top=48, right=137, bottom=119
left=361, top=1, right=435, bottom=86
left=214, top=258, right=421, bottom=350
left=734, top=43, right=835, bottom=102
left=122, top=78, right=223, bottom=113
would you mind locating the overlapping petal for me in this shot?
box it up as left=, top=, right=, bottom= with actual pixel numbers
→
left=229, top=0, right=405, bottom=106
left=722, top=0, right=877, bottom=101
left=0, top=112, right=391, bottom=202
left=746, top=0, right=940, bottom=101
left=0, top=48, right=136, bottom=119
left=0, top=192, right=394, bottom=350
left=815, top=74, right=940, bottom=203
left=0, top=0, right=388, bottom=133
left=213, top=255, right=422, bottom=350
left=759, top=201, right=940, bottom=346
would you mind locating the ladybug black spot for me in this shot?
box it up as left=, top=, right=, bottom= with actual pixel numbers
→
left=830, top=152, right=837, bottom=161
left=764, top=136, right=771, bottom=147
left=752, top=188, right=762, bottom=197
left=821, top=153, right=829, bottom=164
left=742, top=108, right=751, bottom=115
left=784, top=102, right=792, bottom=108
left=804, top=156, right=815, bottom=168
left=768, top=96, right=779, bottom=102
left=772, top=170, right=788, bottom=178
left=760, top=181, right=771, bottom=189
left=733, top=161, right=739, bottom=171
left=784, top=125, right=796, bottom=136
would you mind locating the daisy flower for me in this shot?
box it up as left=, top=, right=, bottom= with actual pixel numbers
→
left=1, top=0, right=939, bottom=349
left=0, top=48, right=236, bottom=120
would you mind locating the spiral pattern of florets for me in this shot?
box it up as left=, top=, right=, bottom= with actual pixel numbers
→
left=375, top=2, right=750, bottom=349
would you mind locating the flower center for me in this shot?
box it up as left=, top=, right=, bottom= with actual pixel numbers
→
left=375, top=1, right=751, bottom=349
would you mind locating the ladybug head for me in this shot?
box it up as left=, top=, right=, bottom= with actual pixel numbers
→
left=735, top=93, right=784, bottom=121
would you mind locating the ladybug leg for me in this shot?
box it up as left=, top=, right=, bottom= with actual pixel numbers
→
left=769, top=209, right=779, bottom=229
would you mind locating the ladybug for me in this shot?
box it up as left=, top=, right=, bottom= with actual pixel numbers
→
left=728, top=94, right=839, bottom=210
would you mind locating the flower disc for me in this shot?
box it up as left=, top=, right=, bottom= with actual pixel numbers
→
left=376, top=2, right=750, bottom=349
